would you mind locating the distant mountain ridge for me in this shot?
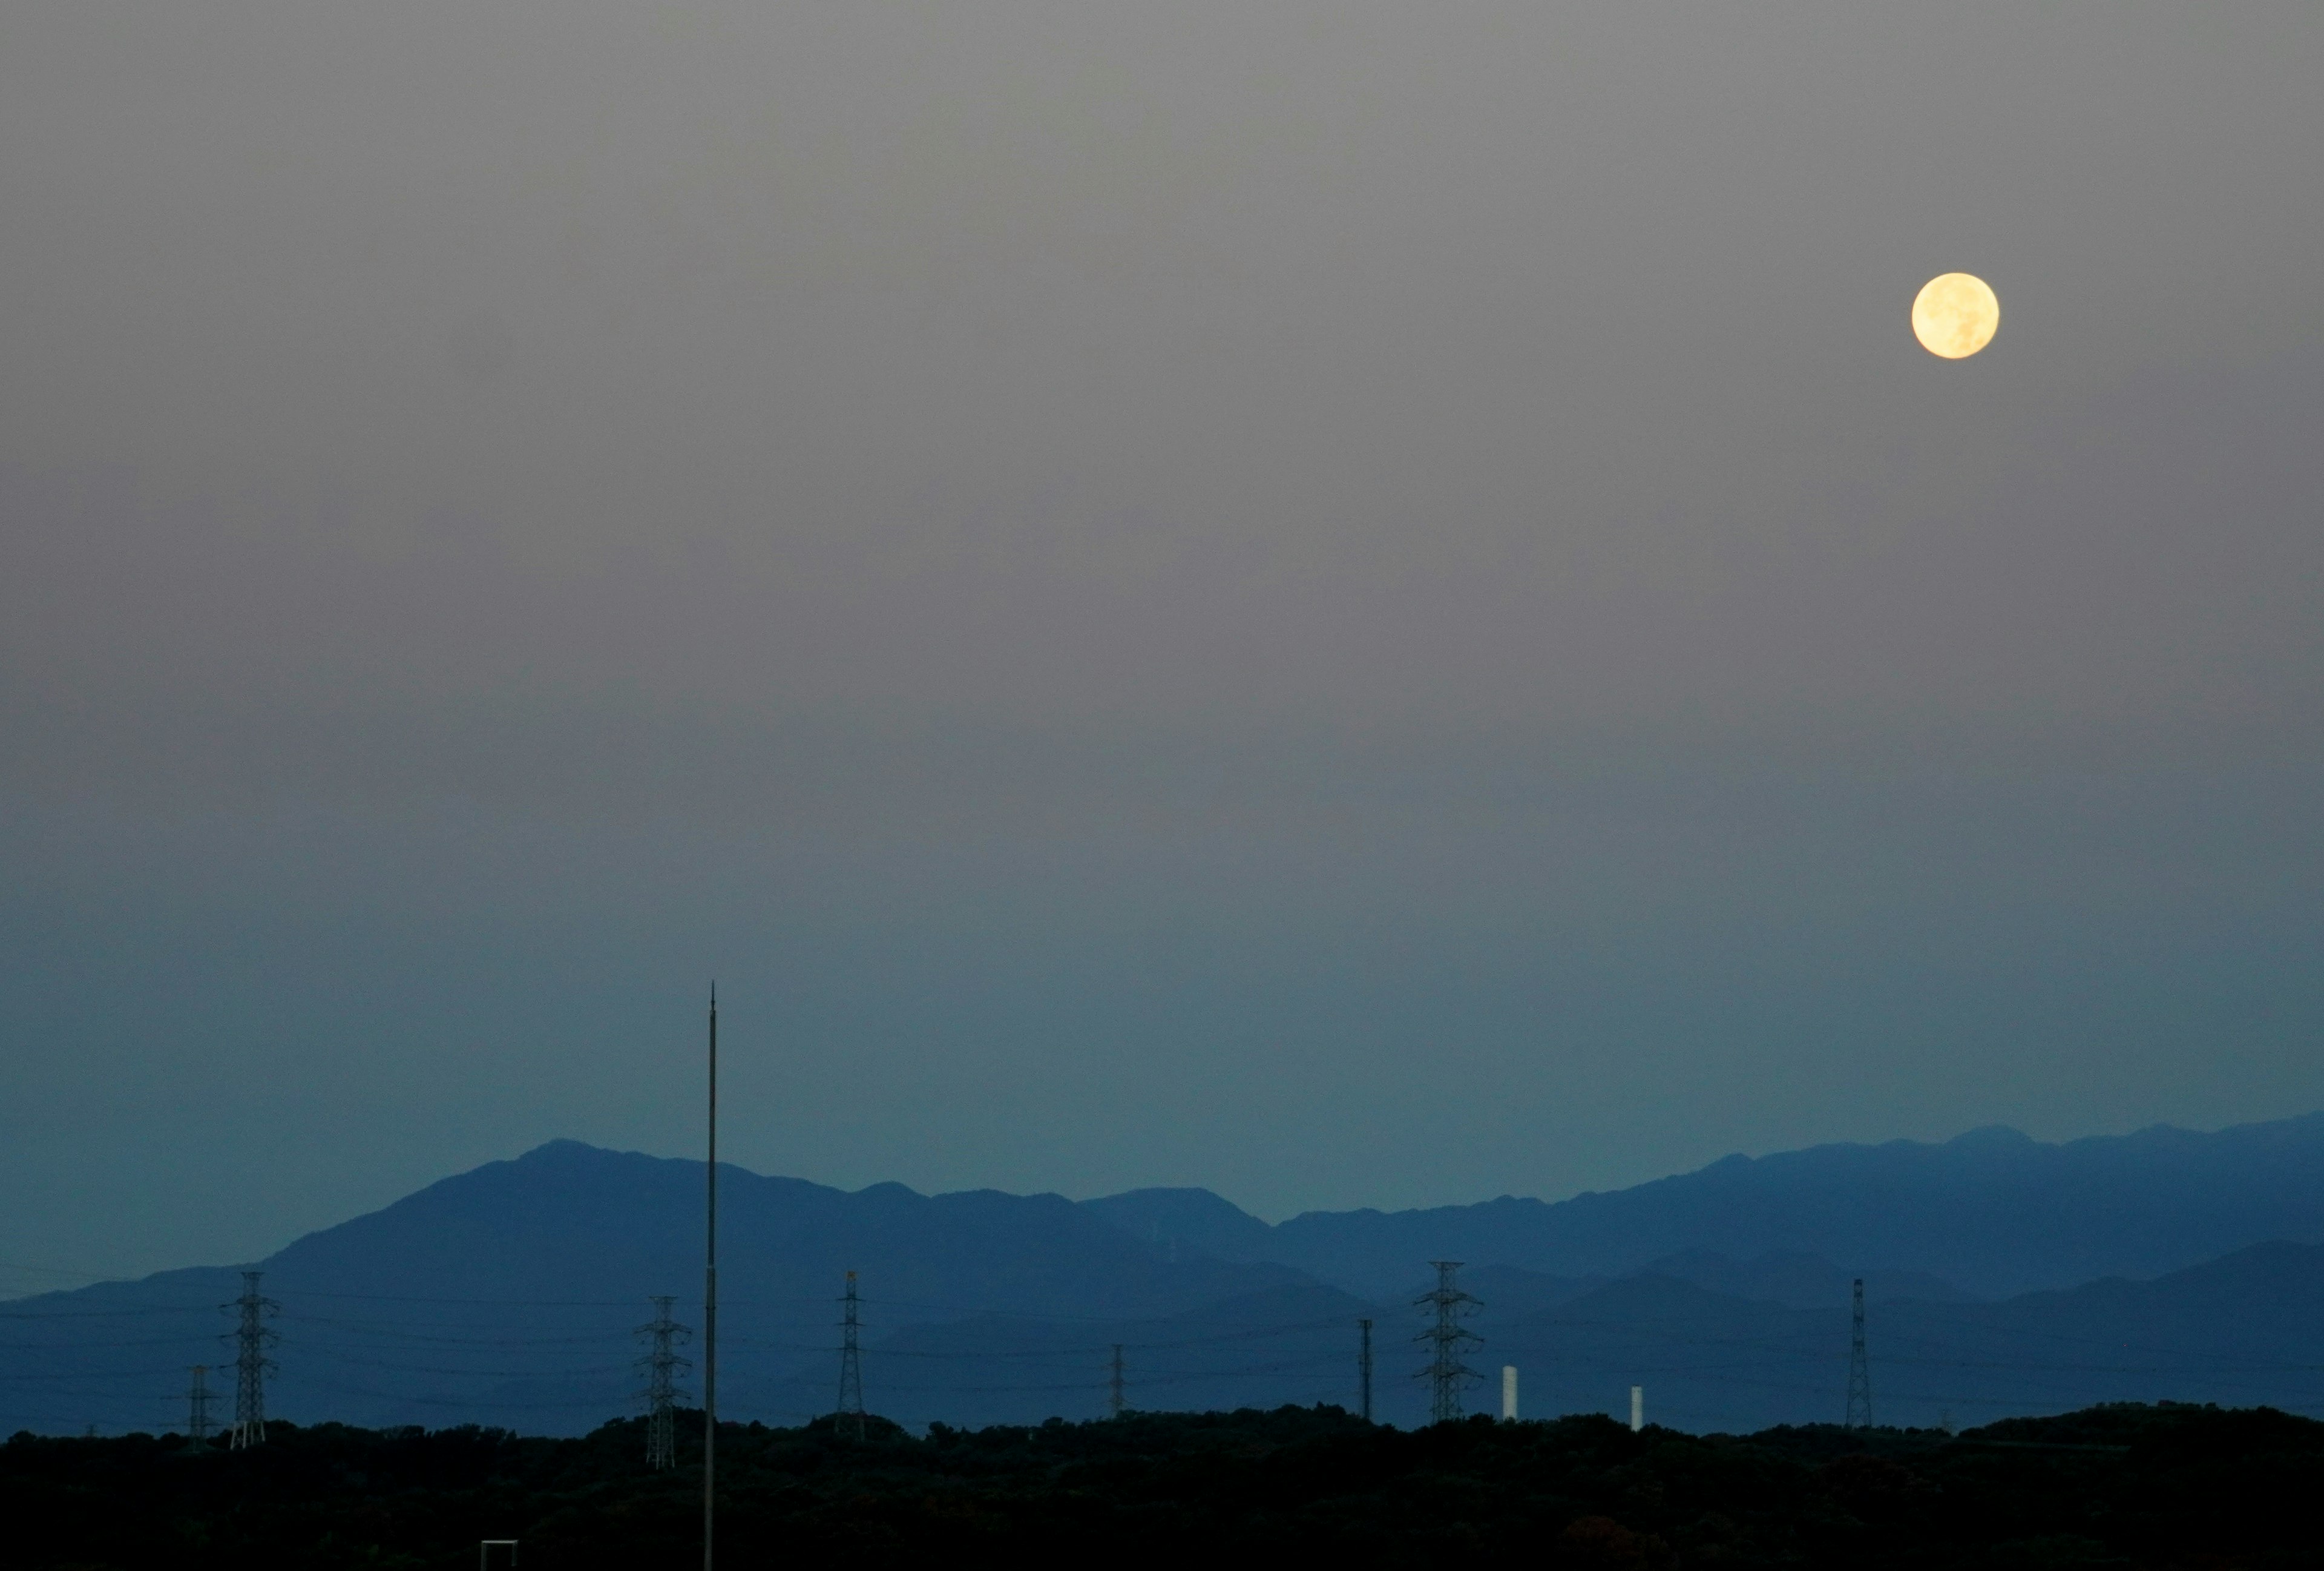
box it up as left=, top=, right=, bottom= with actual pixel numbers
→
left=4, top=1141, right=1305, bottom=1438
left=271, top=1138, right=1295, bottom=1320
left=13, top=1113, right=2324, bottom=1437
left=1081, top=1113, right=2324, bottom=1297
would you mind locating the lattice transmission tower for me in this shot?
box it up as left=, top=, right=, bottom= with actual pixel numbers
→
left=1845, top=1277, right=1874, bottom=1429
left=1357, top=1319, right=1374, bottom=1423
left=223, top=1271, right=278, bottom=1449
left=1108, top=1344, right=1126, bottom=1418
left=636, top=1296, right=693, bottom=1469
left=835, top=1271, right=865, bottom=1441
left=185, top=1365, right=214, bottom=1442
left=1414, top=1260, right=1483, bottom=1424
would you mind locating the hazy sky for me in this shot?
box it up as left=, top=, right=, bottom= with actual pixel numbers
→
left=5, top=1, right=2322, bottom=1290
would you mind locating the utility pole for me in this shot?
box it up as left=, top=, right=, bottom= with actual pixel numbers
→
left=223, top=1271, right=278, bottom=1449
left=1108, top=1345, right=1126, bottom=1418
left=185, top=1365, right=213, bottom=1442
left=636, top=1296, right=692, bottom=1469
left=1414, top=1260, right=1482, bottom=1425
left=703, top=985, right=717, bottom=1571
left=1357, top=1319, right=1374, bottom=1423
left=836, top=1271, right=865, bottom=1441
left=1845, top=1277, right=1873, bottom=1430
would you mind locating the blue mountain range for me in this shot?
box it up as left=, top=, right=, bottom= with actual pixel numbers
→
left=10, top=1113, right=2324, bottom=1437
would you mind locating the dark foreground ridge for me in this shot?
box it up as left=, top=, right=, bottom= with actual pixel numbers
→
left=10, top=1401, right=2320, bottom=1568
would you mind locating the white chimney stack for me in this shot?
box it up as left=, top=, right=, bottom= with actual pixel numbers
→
left=1502, top=1366, right=1518, bottom=1420
left=1630, top=1385, right=1644, bottom=1432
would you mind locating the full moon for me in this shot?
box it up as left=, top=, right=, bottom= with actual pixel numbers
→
left=1911, top=272, right=2000, bottom=359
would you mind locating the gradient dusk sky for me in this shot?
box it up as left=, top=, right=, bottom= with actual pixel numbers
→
left=4, top=1, right=2322, bottom=1288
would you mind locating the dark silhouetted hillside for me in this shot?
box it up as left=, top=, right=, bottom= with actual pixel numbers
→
left=11, top=1401, right=2324, bottom=1569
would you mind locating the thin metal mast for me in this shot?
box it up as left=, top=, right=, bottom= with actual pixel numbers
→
left=1414, top=1260, right=1483, bottom=1424
left=1108, top=1344, right=1126, bottom=1418
left=223, top=1271, right=278, bottom=1449
left=637, top=1296, right=692, bottom=1469
left=836, top=1271, right=865, bottom=1440
left=1357, top=1319, right=1374, bottom=1423
left=703, top=986, right=717, bottom=1571
left=1845, top=1277, right=1873, bottom=1429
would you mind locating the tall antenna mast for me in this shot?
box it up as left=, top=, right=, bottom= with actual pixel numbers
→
left=1845, top=1277, right=1873, bottom=1430
left=703, top=984, right=717, bottom=1570
left=1357, top=1319, right=1374, bottom=1423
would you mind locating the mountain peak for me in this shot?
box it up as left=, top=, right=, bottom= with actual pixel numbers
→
left=1947, top=1124, right=2038, bottom=1148
left=517, top=1138, right=623, bottom=1161
left=1081, top=1187, right=1276, bottom=1263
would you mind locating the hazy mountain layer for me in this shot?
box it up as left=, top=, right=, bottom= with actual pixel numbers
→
left=13, top=1121, right=2324, bottom=1436
left=1085, top=1113, right=2324, bottom=1297
left=1486, top=1239, right=2324, bottom=1434
left=2, top=1141, right=1305, bottom=1437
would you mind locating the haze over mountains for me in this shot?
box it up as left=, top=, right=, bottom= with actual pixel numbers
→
left=1091, top=1113, right=2324, bottom=1298
left=11, top=1115, right=2324, bottom=1437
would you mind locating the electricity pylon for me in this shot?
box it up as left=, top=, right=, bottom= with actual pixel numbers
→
left=1845, top=1277, right=1874, bottom=1429
left=835, top=1271, right=865, bottom=1441
left=1414, top=1260, right=1483, bottom=1424
left=185, top=1365, right=214, bottom=1442
left=636, top=1296, right=692, bottom=1469
left=1357, top=1319, right=1374, bottom=1423
left=223, top=1271, right=278, bottom=1449
left=1108, top=1344, right=1126, bottom=1418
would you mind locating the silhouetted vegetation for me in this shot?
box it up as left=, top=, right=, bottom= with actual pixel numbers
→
left=9, top=1401, right=2320, bottom=1567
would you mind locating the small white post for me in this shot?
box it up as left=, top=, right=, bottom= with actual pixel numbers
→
left=1630, top=1386, right=1643, bottom=1432
left=1501, top=1366, right=1518, bottom=1420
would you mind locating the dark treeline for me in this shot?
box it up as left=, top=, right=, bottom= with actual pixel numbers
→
left=8, top=1401, right=2319, bottom=1568
left=9, top=1403, right=2314, bottom=1561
